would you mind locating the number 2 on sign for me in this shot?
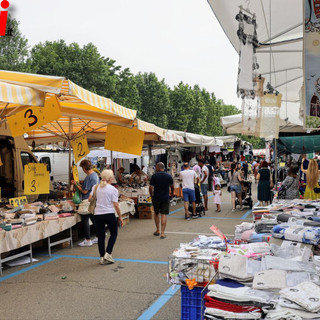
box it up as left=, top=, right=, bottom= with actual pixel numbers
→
left=24, top=109, right=38, bottom=127
left=77, top=142, right=85, bottom=158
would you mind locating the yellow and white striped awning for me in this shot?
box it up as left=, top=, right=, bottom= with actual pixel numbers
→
left=0, top=70, right=137, bottom=121
left=0, top=80, right=45, bottom=106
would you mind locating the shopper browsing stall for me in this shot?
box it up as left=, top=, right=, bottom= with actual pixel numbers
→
left=180, top=162, right=199, bottom=220
left=198, top=160, right=209, bottom=211
left=89, top=170, right=123, bottom=265
left=149, top=162, right=174, bottom=239
left=72, top=159, right=99, bottom=247
left=300, top=158, right=320, bottom=200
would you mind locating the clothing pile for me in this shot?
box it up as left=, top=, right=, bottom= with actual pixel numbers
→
left=254, top=215, right=278, bottom=234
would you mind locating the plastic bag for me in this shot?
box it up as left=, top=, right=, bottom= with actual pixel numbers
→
left=72, top=189, right=81, bottom=204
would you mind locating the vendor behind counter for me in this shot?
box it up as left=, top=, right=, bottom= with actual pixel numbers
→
left=129, top=166, right=148, bottom=185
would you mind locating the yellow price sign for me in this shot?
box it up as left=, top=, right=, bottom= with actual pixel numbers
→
left=71, top=132, right=89, bottom=163
left=9, top=196, right=28, bottom=207
left=24, top=163, right=50, bottom=195
left=72, top=165, right=80, bottom=182
left=7, top=95, right=61, bottom=137
left=104, top=125, right=144, bottom=156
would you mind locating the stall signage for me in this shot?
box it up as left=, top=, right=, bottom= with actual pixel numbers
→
left=260, top=93, right=282, bottom=108
left=9, top=196, right=28, bottom=207
left=71, top=132, right=89, bottom=163
left=7, top=95, right=61, bottom=137
left=24, top=163, right=50, bottom=195
left=72, top=165, right=80, bottom=182
left=104, top=125, right=144, bottom=156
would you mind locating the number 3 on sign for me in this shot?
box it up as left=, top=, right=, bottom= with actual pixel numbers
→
left=71, top=133, right=89, bottom=163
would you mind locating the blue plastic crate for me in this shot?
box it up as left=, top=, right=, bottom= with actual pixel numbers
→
left=181, top=285, right=207, bottom=320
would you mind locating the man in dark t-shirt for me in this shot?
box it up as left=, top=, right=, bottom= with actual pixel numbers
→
left=149, top=162, right=174, bottom=239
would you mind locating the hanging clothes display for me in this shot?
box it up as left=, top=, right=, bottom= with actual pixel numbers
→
left=236, top=10, right=259, bottom=99
left=241, top=98, right=260, bottom=135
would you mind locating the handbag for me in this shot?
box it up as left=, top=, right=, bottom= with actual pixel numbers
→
left=77, top=200, right=90, bottom=215
left=88, top=184, right=99, bottom=214
left=278, top=178, right=295, bottom=199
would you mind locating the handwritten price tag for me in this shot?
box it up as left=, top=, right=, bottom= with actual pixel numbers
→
left=71, top=132, right=89, bottom=163
left=9, top=196, right=28, bottom=207
left=7, top=95, right=61, bottom=137
left=24, top=163, right=50, bottom=195
left=72, top=165, right=80, bottom=182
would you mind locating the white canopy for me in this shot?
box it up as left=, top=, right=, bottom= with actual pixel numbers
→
left=207, top=0, right=304, bottom=128
left=221, top=114, right=306, bottom=135
left=169, top=130, right=224, bottom=146
left=87, top=148, right=166, bottom=159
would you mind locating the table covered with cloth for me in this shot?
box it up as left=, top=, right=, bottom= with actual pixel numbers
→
left=0, top=215, right=81, bottom=254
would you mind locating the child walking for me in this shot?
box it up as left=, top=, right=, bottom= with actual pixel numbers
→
left=214, top=184, right=222, bottom=212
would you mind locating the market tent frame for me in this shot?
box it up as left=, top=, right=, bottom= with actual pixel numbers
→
left=207, top=0, right=304, bottom=128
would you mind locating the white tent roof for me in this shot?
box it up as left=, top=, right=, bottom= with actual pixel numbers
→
left=221, top=114, right=306, bottom=134
left=168, top=130, right=224, bottom=146
left=207, top=0, right=304, bottom=128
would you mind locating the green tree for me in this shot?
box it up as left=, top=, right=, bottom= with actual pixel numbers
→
left=188, top=85, right=208, bottom=135
left=114, top=68, right=141, bottom=112
left=168, top=82, right=195, bottom=131
left=135, top=73, right=170, bottom=128
left=27, top=40, right=118, bottom=98
left=0, top=15, right=29, bottom=71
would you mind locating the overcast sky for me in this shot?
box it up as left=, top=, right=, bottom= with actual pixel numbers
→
left=11, top=0, right=240, bottom=108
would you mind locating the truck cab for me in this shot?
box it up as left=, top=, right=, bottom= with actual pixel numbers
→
left=0, top=124, right=38, bottom=202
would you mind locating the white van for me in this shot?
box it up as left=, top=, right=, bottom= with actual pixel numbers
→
left=34, top=151, right=86, bottom=184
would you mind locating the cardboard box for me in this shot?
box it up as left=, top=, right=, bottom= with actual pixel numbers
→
left=139, top=211, right=154, bottom=219
left=138, top=205, right=154, bottom=212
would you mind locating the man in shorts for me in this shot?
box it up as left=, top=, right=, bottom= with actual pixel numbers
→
left=149, top=162, right=174, bottom=239
left=180, top=162, right=199, bottom=220
left=198, top=159, right=209, bottom=211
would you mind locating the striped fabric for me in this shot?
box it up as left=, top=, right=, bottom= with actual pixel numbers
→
left=0, top=80, right=45, bottom=106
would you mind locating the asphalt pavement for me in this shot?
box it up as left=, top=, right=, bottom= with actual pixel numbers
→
left=0, top=185, right=257, bottom=320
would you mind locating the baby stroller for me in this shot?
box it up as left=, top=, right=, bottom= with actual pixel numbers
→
left=188, top=184, right=205, bottom=217
left=235, top=180, right=253, bottom=209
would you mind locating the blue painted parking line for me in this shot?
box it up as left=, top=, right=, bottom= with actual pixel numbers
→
left=0, top=257, right=59, bottom=282
left=168, top=216, right=251, bottom=220
left=241, top=201, right=259, bottom=219
left=137, top=285, right=181, bottom=320
left=52, top=254, right=167, bottom=265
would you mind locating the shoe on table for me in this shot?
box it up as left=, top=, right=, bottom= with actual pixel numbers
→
left=104, top=253, right=115, bottom=264
left=92, top=237, right=98, bottom=244
left=78, top=239, right=93, bottom=247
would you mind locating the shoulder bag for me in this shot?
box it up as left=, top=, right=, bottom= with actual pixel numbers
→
left=88, top=184, right=99, bottom=214
left=278, top=177, right=295, bottom=199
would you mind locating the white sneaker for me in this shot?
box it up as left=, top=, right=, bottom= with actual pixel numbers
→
left=241, top=206, right=245, bottom=211
left=78, top=239, right=93, bottom=247
left=103, top=253, right=115, bottom=263
left=92, top=237, right=98, bottom=244
left=99, top=257, right=104, bottom=265
left=232, top=208, right=236, bottom=212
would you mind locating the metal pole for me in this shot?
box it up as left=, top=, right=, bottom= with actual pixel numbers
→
left=68, top=117, right=72, bottom=193
left=110, top=150, right=113, bottom=171
left=274, top=138, right=278, bottom=184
